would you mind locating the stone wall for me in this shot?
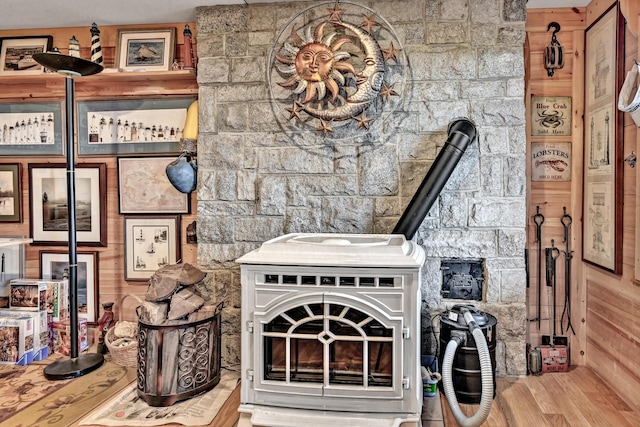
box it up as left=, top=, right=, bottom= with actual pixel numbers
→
left=195, top=0, right=528, bottom=376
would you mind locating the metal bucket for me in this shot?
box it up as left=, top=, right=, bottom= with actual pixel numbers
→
left=137, top=302, right=223, bottom=407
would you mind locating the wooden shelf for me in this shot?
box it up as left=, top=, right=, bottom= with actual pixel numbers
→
left=0, top=70, right=197, bottom=100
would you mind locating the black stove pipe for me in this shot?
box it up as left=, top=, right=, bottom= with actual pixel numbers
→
left=393, top=118, right=477, bottom=240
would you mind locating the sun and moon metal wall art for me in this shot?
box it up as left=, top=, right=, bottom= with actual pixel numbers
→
left=269, top=1, right=408, bottom=138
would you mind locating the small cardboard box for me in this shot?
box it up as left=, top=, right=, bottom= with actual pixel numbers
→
left=540, top=345, right=569, bottom=373
left=0, top=310, right=48, bottom=361
left=0, top=316, right=35, bottom=365
left=51, top=317, right=88, bottom=356
left=47, top=279, right=69, bottom=322
left=9, top=279, right=48, bottom=312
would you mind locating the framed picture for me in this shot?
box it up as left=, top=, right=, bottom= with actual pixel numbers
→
left=0, top=101, right=65, bottom=156
left=28, top=163, right=107, bottom=246
left=582, top=3, right=624, bottom=274
left=531, top=142, right=571, bottom=182
left=530, top=96, right=572, bottom=136
left=0, top=236, right=27, bottom=294
left=117, top=156, right=190, bottom=214
left=124, top=216, right=181, bottom=281
left=40, top=250, right=99, bottom=324
left=115, top=28, right=176, bottom=72
left=77, top=97, right=193, bottom=156
left=0, top=36, right=53, bottom=75
left=0, top=163, right=22, bottom=222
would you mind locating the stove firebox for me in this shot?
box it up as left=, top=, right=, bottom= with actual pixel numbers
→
left=237, top=233, right=425, bottom=426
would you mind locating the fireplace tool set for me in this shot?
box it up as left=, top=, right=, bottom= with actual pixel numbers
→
left=528, top=205, right=574, bottom=375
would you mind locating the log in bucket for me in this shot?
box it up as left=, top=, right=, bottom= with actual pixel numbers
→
left=137, top=301, right=223, bottom=407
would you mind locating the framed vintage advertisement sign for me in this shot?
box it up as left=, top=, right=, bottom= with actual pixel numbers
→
left=28, top=163, right=107, bottom=246
left=0, top=36, right=53, bottom=75
left=531, top=142, right=571, bottom=182
left=115, top=28, right=175, bottom=72
left=0, top=163, right=22, bottom=222
left=531, top=96, right=572, bottom=136
left=582, top=3, right=624, bottom=274
left=40, top=250, right=99, bottom=324
left=77, top=97, right=193, bottom=156
left=0, top=101, right=65, bottom=157
left=124, top=216, right=180, bottom=281
left=117, top=156, right=190, bottom=214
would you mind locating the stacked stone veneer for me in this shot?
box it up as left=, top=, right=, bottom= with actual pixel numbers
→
left=195, top=0, right=528, bottom=376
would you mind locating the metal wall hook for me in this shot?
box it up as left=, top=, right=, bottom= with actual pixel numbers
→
left=625, top=151, right=636, bottom=168
left=547, top=22, right=561, bottom=37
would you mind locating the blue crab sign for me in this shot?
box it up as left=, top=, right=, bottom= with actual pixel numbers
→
left=531, top=96, right=572, bottom=137
left=269, top=1, right=407, bottom=137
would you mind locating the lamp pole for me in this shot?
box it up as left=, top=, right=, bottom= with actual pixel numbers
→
left=33, top=52, right=105, bottom=379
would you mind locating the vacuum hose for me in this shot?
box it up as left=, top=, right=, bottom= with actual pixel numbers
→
left=442, top=309, right=493, bottom=427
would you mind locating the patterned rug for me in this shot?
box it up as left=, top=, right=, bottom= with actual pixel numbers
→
left=0, top=353, right=136, bottom=427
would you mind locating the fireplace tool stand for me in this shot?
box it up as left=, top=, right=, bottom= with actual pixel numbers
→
left=33, top=52, right=105, bottom=379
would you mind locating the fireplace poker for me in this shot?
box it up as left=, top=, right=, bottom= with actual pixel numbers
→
left=543, top=240, right=561, bottom=346
left=561, top=207, right=575, bottom=335
left=533, top=206, right=545, bottom=330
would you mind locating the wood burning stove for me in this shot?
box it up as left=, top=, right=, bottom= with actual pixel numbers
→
left=237, top=233, right=425, bottom=426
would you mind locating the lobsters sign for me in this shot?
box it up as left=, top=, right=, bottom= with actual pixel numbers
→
left=531, top=142, right=571, bottom=182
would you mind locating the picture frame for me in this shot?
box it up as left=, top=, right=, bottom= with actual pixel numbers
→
left=28, top=163, right=107, bottom=246
left=0, top=35, right=53, bottom=75
left=40, top=250, right=99, bottom=324
left=582, top=3, right=624, bottom=274
left=77, top=97, right=194, bottom=156
left=117, top=156, right=190, bottom=214
left=115, top=28, right=176, bottom=72
left=0, top=163, right=22, bottom=222
left=0, top=236, right=27, bottom=292
left=124, top=216, right=181, bottom=281
left=0, top=101, right=65, bottom=156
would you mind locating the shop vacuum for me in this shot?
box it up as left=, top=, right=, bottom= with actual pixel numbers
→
left=439, top=305, right=497, bottom=426
left=393, top=118, right=496, bottom=427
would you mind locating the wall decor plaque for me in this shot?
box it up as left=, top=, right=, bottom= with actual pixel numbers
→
left=531, top=96, right=572, bottom=136
left=269, top=1, right=408, bottom=139
left=531, top=142, right=571, bottom=181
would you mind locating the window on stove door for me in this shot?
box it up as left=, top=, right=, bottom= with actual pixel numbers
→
left=263, top=302, right=393, bottom=387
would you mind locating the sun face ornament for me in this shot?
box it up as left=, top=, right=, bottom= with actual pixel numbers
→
left=269, top=1, right=407, bottom=137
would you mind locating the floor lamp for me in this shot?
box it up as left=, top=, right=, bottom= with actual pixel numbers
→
left=33, top=53, right=105, bottom=379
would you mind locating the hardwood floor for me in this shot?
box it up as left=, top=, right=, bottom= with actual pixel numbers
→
left=440, top=366, right=640, bottom=426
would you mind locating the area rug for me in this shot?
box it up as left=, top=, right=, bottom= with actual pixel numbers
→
left=0, top=355, right=136, bottom=427
left=79, top=369, right=240, bottom=426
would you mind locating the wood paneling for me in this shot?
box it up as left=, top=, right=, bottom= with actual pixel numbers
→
left=526, top=8, right=587, bottom=365
left=581, top=0, right=640, bottom=415
left=0, top=24, right=198, bottom=329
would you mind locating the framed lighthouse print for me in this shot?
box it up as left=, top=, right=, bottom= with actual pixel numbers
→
left=582, top=2, right=623, bottom=274
left=28, top=163, right=107, bottom=246
left=124, top=216, right=180, bottom=281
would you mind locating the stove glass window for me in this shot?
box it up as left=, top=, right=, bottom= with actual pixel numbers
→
left=263, top=302, right=392, bottom=387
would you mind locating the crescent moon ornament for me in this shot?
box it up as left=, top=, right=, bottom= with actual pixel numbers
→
left=300, top=20, right=385, bottom=122
left=269, top=1, right=407, bottom=137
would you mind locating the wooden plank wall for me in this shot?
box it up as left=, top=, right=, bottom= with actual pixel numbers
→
left=525, top=7, right=588, bottom=364
left=583, top=0, right=640, bottom=414
left=0, top=23, right=198, bottom=332
left=529, top=0, right=640, bottom=413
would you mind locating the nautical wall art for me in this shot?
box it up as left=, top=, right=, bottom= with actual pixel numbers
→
left=269, top=1, right=407, bottom=138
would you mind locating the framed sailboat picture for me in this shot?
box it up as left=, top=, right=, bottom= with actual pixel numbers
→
left=124, top=216, right=180, bottom=281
